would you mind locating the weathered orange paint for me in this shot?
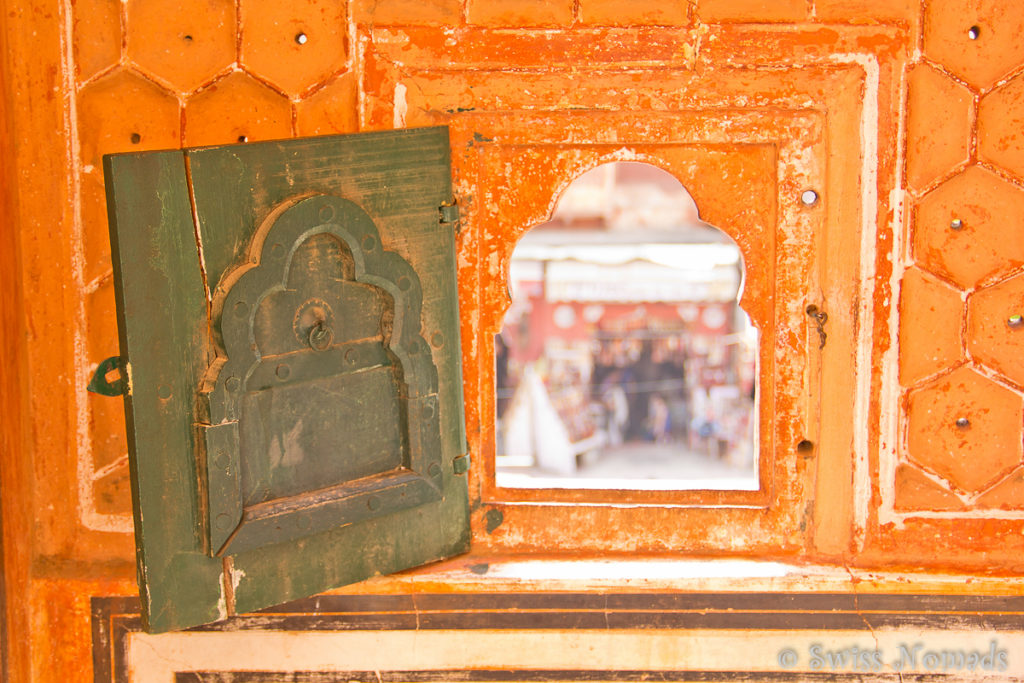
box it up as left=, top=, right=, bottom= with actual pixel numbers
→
left=240, top=0, right=349, bottom=98
left=912, top=166, right=1024, bottom=289
left=0, top=4, right=31, bottom=677
left=295, top=71, right=360, bottom=136
left=126, top=0, right=238, bottom=95
left=967, top=272, right=1024, bottom=389
left=906, top=366, right=1023, bottom=493
left=905, top=62, right=972, bottom=192
left=3, top=0, right=1024, bottom=679
left=578, top=0, right=692, bottom=26
left=897, top=266, right=963, bottom=386
left=894, top=463, right=967, bottom=512
left=697, top=0, right=805, bottom=23
left=184, top=71, right=293, bottom=146
left=978, top=74, right=1024, bottom=178
left=351, top=0, right=463, bottom=25
left=70, top=0, right=121, bottom=82
left=815, top=0, right=919, bottom=23
left=923, top=0, right=1024, bottom=90
left=466, top=0, right=574, bottom=27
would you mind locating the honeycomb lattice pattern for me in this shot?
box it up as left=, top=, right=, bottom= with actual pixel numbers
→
left=76, top=1, right=355, bottom=523
left=899, top=0, right=1024, bottom=512
left=72, top=0, right=1024, bottom=522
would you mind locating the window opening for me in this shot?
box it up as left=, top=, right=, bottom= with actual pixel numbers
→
left=495, top=162, right=758, bottom=491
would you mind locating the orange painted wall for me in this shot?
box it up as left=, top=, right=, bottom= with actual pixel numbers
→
left=3, top=0, right=1024, bottom=680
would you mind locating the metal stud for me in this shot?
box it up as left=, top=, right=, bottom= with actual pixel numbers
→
left=955, top=417, right=970, bottom=429
left=1009, top=314, right=1023, bottom=328
left=968, top=25, right=980, bottom=40
left=295, top=32, right=308, bottom=45
left=950, top=218, right=963, bottom=230
left=800, top=189, right=819, bottom=206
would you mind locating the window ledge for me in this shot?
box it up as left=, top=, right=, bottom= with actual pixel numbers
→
left=335, top=554, right=1024, bottom=597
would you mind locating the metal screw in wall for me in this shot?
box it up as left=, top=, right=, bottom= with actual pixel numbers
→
left=955, top=417, right=970, bottom=429
left=950, top=218, right=963, bottom=230
left=800, top=189, right=819, bottom=206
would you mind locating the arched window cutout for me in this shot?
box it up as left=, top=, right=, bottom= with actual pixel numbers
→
left=495, top=162, right=758, bottom=491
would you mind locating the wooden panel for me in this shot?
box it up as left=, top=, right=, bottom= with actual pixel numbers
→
left=104, top=127, right=470, bottom=632
left=199, top=194, right=444, bottom=557
left=104, top=150, right=226, bottom=632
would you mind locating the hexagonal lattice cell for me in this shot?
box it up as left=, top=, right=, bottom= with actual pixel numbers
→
left=898, top=266, right=964, bottom=386
left=184, top=71, right=292, bottom=147
left=86, top=278, right=130, bottom=491
left=295, top=73, right=358, bottom=136
left=975, top=466, right=1024, bottom=509
left=893, top=463, right=966, bottom=512
left=906, top=366, right=1023, bottom=494
left=968, top=271, right=1024, bottom=388
left=240, top=0, right=348, bottom=98
left=923, top=0, right=1024, bottom=90
left=350, top=0, right=464, bottom=24
left=912, top=165, right=1024, bottom=289
left=77, top=68, right=181, bottom=171
left=80, top=172, right=115, bottom=285
left=905, top=62, right=972, bottom=192
left=72, top=0, right=122, bottom=83
left=979, top=74, right=1024, bottom=179
left=126, top=0, right=236, bottom=94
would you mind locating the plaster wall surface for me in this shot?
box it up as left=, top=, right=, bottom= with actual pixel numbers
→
left=3, top=0, right=1024, bottom=680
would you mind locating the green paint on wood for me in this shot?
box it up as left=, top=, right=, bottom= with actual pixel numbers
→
left=104, top=151, right=226, bottom=632
left=103, top=127, right=469, bottom=632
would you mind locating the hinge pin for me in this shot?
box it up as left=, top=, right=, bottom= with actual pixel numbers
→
left=805, top=304, right=828, bottom=349
left=439, top=199, right=460, bottom=233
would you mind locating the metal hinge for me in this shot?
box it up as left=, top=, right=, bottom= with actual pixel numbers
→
left=87, top=356, right=128, bottom=396
left=439, top=199, right=460, bottom=233
left=453, top=450, right=471, bottom=475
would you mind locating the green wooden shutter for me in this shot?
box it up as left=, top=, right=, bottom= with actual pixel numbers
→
left=103, top=127, right=470, bottom=633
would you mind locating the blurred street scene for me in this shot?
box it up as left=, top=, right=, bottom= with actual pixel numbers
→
left=495, top=162, right=759, bottom=491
